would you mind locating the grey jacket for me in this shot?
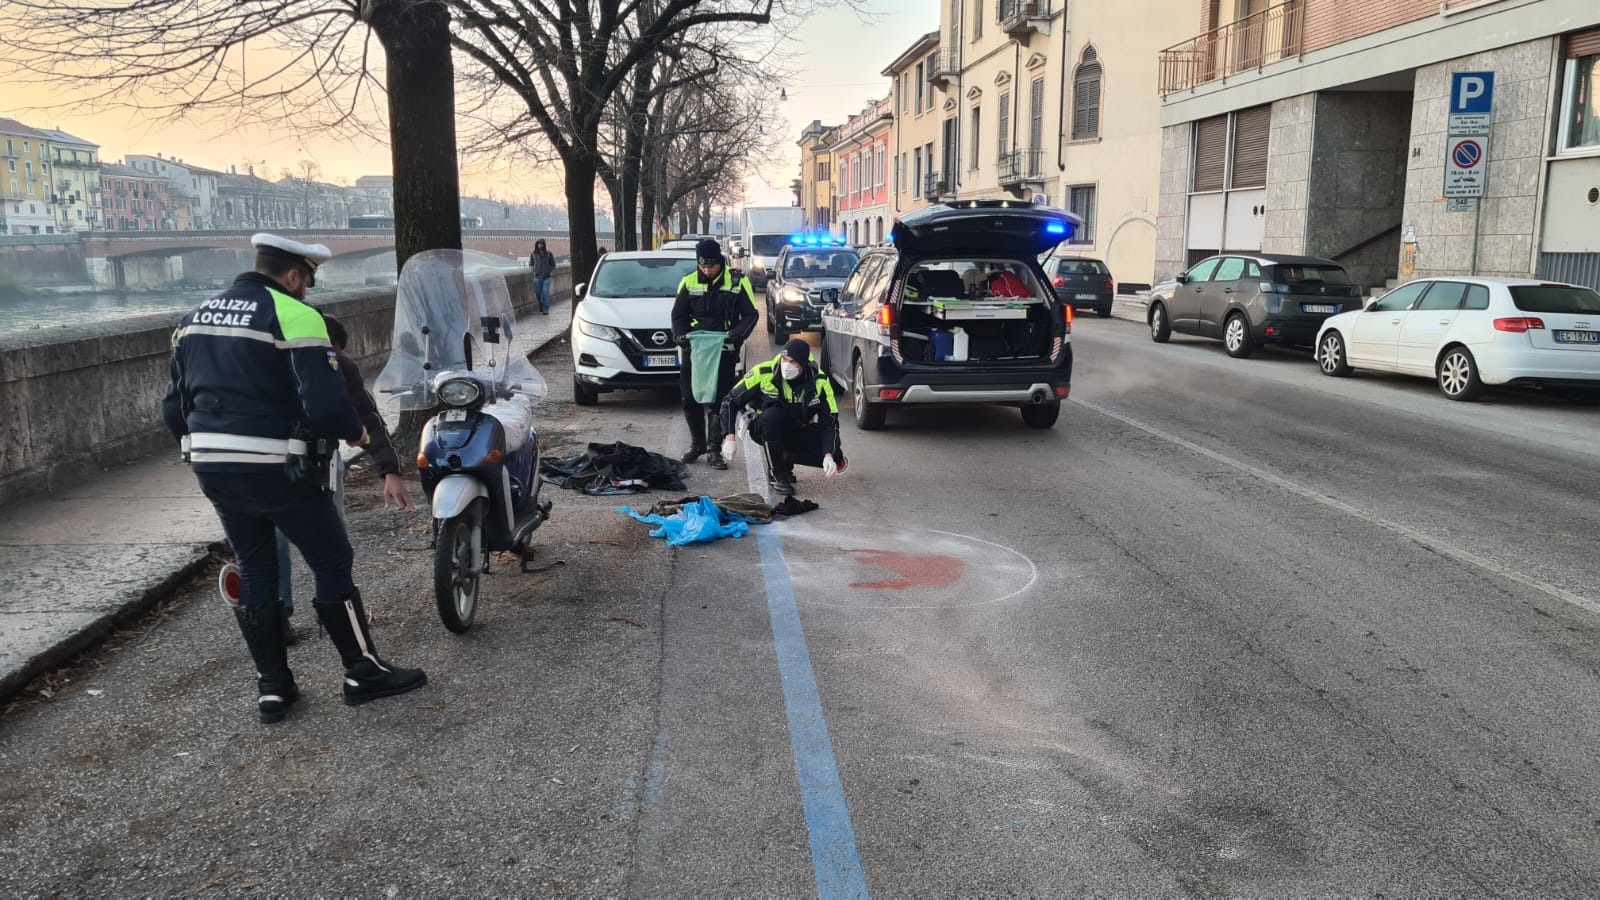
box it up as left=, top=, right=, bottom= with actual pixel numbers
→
left=528, top=249, right=556, bottom=278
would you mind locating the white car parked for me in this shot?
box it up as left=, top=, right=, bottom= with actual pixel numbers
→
left=1313, top=277, right=1600, bottom=401
left=570, top=250, right=698, bottom=405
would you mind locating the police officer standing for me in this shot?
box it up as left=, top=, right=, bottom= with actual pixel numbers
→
left=161, top=233, right=427, bottom=724
left=719, top=338, right=847, bottom=495
left=671, top=238, right=758, bottom=469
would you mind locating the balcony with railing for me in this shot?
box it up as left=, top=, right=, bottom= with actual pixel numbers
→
left=997, top=0, right=1052, bottom=36
left=928, top=50, right=960, bottom=87
left=923, top=172, right=951, bottom=201
left=1158, top=0, right=1303, bottom=96
left=997, top=148, right=1045, bottom=189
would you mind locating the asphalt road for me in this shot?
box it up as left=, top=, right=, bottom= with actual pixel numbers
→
left=3, top=314, right=1600, bottom=897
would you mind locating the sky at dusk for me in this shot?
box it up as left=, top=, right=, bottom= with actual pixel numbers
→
left=1, top=2, right=933, bottom=210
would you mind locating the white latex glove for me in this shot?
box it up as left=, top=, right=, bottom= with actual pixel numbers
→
left=822, top=454, right=838, bottom=478
left=721, top=435, right=738, bottom=461
left=735, top=412, right=750, bottom=443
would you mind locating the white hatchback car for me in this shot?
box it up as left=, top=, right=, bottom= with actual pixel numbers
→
left=570, top=250, right=698, bottom=405
left=1313, top=277, right=1600, bottom=401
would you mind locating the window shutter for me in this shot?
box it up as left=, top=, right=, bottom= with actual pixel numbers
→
left=1192, top=115, right=1227, bottom=192
left=1568, top=28, right=1600, bottom=58
left=999, top=93, right=1011, bottom=155
left=1030, top=78, right=1045, bottom=150
left=1230, top=105, right=1271, bottom=189
left=1072, top=53, right=1101, bottom=140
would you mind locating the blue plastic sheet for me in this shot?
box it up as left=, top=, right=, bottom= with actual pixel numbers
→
left=617, top=496, right=750, bottom=546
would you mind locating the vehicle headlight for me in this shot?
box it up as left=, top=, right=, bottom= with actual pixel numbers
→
left=780, top=286, right=806, bottom=305
left=577, top=318, right=624, bottom=341
left=437, top=377, right=482, bottom=408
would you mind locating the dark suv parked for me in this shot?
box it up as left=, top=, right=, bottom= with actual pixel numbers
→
left=819, top=200, right=1079, bottom=430
left=1148, top=253, right=1362, bottom=357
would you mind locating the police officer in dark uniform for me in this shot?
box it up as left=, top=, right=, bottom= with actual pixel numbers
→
left=671, top=238, right=758, bottom=469
left=161, top=233, right=426, bottom=724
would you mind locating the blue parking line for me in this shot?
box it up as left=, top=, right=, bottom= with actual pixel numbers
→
left=755, top=524, right=869, bottom=899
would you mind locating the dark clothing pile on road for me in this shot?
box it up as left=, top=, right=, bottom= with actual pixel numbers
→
left=540, top=441, right=689, bottom=495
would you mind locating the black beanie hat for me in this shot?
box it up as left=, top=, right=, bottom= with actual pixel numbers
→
left=695, top=238, right=725, bottom=264
left=782, top=338, right=811, bottom=365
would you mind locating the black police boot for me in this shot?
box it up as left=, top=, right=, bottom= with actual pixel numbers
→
left=233, top=601, right=299, bottom=724
left=313, top=592, right=427, bottom=706
left=765, top=444, right=796, bottom=495
left=681, top=413, right=708, bottom=464
left=283, top=609, right=300, bottom=647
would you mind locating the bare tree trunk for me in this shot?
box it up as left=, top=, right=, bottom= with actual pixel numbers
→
left=367, top=0, right=462, bottom=272
left=564, top=151, right=600, bottom=303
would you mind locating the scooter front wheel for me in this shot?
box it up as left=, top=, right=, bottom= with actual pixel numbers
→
left=434, top=504, right=482, bottom=633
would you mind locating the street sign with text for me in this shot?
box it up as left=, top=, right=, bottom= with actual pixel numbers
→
left=1444, top=71, right=1493, bottom=199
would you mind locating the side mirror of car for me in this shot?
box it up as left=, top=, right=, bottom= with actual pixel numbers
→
left=1175, top=273, right=1190, bottom=284
left=1363, top=297, right=1378, bottom=311
left=574, top=282, right=586, bottom=298
left=821, top=288, right=840, bottom=304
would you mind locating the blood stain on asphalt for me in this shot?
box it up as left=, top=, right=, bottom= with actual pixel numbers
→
left=843, top=549, right=967, bottom=590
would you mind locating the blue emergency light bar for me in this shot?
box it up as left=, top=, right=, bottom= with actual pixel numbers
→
left=1045, top=221, right=1067, bottom=235
left=790, top=233, right=843, bottom=246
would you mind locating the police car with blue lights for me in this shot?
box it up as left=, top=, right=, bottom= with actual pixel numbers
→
left=764, top=233, right=861, bottom=343
left=817, top=200, right=1081, bottom=430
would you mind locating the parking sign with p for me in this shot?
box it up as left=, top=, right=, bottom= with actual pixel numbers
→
left=1450, top=72, right=1495, bottom=115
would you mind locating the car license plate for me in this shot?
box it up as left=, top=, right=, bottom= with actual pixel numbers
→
left=1075, top=293, right=1097, bottom=301
left=645, top=353, right=677, bottom=367
left=1302, top=303, right=1339, bottom=314
left=1554, top=330, right=1598, bottom=344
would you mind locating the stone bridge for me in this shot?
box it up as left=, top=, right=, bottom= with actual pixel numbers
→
left=79, top=229, right=571, bottom=288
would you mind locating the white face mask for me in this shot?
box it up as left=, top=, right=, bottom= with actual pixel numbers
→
left=780, top=361, right=802, bottom=380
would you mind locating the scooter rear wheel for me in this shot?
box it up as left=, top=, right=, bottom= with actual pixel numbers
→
left=435, top=503, right=482, bottom=633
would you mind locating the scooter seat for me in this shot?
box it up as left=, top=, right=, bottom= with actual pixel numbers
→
left=484, top=399, right=533, bottom=452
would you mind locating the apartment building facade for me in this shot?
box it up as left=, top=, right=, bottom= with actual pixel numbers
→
left=832, top=98, right=894, bottom=245
left=99, top=163, right=178, bottom=231
left=883, top=32, right=944, bottom=222
left=127, top=155, right=220, bottom=230
left=1154, top=0, right=1600, bottom=292
left=1, top=118, right=59, bottom=234
left=39, top=129, right=101, bottom=232
left=871, top=0, right=1199, bottom=287
left=797, top=120, right=840, bottom=232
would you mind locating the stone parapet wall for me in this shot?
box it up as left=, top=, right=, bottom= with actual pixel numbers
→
left=0, top=264, right=569, bottom=509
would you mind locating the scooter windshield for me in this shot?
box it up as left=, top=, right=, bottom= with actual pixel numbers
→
left=375, top=249, right=548, bottom=411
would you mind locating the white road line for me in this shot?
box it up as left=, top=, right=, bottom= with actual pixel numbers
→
left=1071, top=397, right=1600, bottom=616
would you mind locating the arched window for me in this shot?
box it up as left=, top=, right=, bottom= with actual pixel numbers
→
left=1072, top=47, right=1101, bottom=140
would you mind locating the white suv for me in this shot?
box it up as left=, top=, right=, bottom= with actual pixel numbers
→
left=570, top=250, right=698, bottom=405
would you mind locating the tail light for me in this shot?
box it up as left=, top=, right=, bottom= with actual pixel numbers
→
left=1052, top=274, right=1067, bottom=287
left=877, top=303, right=895, bottom=337
left=1062, top=302, right=1074, bottom=334
left=1493, top=317, right=1545, bottom=333
left=1105, top=278, right=1114, bottom=291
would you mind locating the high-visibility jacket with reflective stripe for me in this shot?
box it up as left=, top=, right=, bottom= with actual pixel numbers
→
left=671, top=267, right=759, bottom=344
left=161, top=272, right=362, bottom=472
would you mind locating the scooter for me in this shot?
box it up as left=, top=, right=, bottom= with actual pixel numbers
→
left=376, top=250, right=552, bottom=633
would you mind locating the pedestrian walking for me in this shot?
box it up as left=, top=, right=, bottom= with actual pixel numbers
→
left=161, top=233, right=427, bottom=724
left=528, top=239, right=556, bottom=315
left=671, top=238, right=758, bottom=469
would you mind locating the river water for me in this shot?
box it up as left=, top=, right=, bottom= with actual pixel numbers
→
left=0, top=289, right=216, bottom=336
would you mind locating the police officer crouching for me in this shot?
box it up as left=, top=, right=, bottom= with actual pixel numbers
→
left=719, top=338, right=847, bottom=495
left=161, top=233, right=426, bottom=724
left=671, top=238, right=758, bottom=469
